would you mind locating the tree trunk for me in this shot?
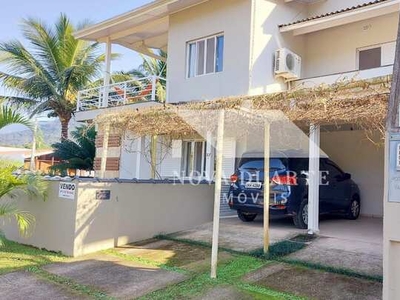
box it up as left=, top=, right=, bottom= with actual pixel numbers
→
left=60, top=118, right=70, bottom=140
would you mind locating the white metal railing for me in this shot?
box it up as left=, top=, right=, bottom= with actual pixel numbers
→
left=77, top=76, right=166, bottom=112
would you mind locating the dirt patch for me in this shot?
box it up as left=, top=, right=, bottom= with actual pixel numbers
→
left=117, top=239, right=234, bottom=272
left=244, top=263, right=382, bottom=300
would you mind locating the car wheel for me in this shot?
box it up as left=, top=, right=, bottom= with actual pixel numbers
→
left=293, top=199, right=308, bottom=229
left=346, top=196, right=360, bottom=220
left=237, top=210, right=257, bottom=222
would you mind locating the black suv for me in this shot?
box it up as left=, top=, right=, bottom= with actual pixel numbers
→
left=228, top=152, right=361, bottom=229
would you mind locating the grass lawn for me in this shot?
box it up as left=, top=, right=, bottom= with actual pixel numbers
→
left=0, top=240, right=65, bottom=275
left=0, top=236, right=381, bottom=300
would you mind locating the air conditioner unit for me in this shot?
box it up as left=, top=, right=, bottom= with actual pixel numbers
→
left=275, top=48, right=301, bottom=81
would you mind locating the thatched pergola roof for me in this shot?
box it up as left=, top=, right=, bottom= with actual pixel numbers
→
left=95, top=76, right=391, bottom=138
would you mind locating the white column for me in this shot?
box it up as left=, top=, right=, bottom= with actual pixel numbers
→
left=100, top=124, right=110, bottom=179
left=103, top=37, right=112, bottom=108
left=211, top=110, right=225, bottom=279
left=205, top=132, right=215, bottom=181
left=151, top=75, right=157, bottom=101
left=308, top=124, right=320, bottom=234
left=263, top=122, right=270, bottom=253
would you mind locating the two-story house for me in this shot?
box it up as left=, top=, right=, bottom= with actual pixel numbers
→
left=74, top=1, right=398, bottom=297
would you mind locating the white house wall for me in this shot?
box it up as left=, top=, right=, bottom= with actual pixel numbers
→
left=249, top=0, right=307, bottom=95
left=307, top=0, right=384, bottom=17
left=123, top=136, right=152, bottom=180
left=222, top=137, right=237, bottom=179
left=158, top=138, right=182, bottom=178
left=320, top=130, right=384, bottom=217
left=303, top=12, right=398, bottom=79
left=119, top=132, right=138, bottom=179
left=167, top=0, right=252, bottom=103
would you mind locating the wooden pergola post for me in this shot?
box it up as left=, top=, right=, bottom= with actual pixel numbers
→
left=150, top=135, right=158, bottom=179
left=210, top=110, right=225, bottom=279
left=308, top=123, right=320, bottom=234
left=263, top=122, right=270, bottom=253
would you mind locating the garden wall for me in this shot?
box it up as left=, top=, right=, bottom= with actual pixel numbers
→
left=2, top=180, right=214, bottom=257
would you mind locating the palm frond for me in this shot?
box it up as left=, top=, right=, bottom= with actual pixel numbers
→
left=0, top=203, right=35, bottom=237
left=51, top=124, right=96, bottom=171
left=0, top=106, right=32, bottom=131
left=0, top=15, right=106, bottom=140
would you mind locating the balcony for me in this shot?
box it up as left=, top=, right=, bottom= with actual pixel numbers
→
left=75, top=76, right=166, bottom=121
left=293, top=65, right=393, bottom=89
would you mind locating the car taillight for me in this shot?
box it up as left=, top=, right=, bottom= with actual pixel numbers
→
left=272, top=175, right=297, bottom=186
left=230, top=174, right=238, bottom=183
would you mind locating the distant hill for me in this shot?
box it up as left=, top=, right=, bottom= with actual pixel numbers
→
left=0, top=119, right=79, bottom=148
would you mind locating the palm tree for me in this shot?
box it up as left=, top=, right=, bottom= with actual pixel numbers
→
left=0, top=14, right=104, bottom=140
left=0, top=108, right=46, bottom=245
left=51, top=125, right=96, bottom=173
left=129, top=50, right=167, bottom=102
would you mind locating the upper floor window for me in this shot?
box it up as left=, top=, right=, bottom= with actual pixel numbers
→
left=358, top=46, right=381, bottom=70
left=187, top=34, right=224, bottom=78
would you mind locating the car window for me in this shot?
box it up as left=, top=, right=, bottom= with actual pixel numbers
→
left=239, top=158, right=286, bottom=171
left=323, top=161, right=343, bottom=179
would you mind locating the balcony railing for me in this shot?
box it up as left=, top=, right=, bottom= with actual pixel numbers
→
left=77, top=76, right=166, bottom=112
left=293, top=65, right=393, bottom=89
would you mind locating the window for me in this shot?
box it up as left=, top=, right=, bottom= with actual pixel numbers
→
left=181, top=141, right=207, bottom=177
left=358, top=47, right=382, bottom=70
left=187, top=34, right=224, bottom=78
left=238, top=158, right=287, bottom=172
left=323, top=160, right=344, bottom=181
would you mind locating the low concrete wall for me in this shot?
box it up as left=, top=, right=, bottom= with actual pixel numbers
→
left=2, top=180, right=214, bottom=257
left=2, top=183, right=77, bottom=255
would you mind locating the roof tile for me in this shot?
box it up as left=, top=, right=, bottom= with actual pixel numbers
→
left=279, top=0, right=389, bottom=28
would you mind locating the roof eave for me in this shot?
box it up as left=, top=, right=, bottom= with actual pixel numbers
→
left=280, top=0, right=400, bottom=36
left=73, top=0, right=178, bottom=41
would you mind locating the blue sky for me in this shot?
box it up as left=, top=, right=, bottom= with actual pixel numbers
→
left=0, top=0, right=153, bottom=132
left=0, top=0, right=153, bottom=72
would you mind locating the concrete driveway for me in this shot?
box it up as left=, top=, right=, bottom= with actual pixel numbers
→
left=289, top=216, right=383, bottom=276
left=171, top=215, right=383, bottom=276
left=170, top=216, right=304, bottom=252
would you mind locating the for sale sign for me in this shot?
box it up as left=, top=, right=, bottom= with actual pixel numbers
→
left=59, top=182, right=76, bottom=200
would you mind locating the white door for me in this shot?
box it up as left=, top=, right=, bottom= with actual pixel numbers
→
left=222, top=138, right=236, bottom=179
left=181, top=141, right=206, bottom=178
